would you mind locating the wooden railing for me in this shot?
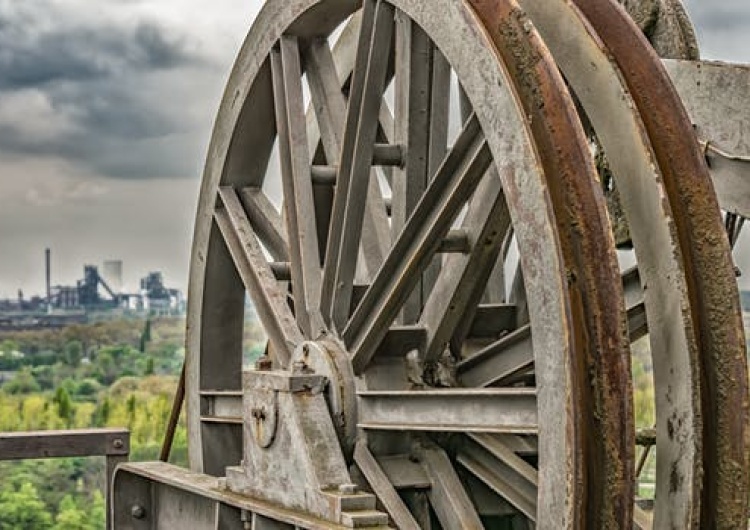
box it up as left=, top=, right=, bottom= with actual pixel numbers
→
left=0, top=428, right=130, bottom=530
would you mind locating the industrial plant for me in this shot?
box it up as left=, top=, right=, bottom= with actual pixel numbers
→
left=0, top=249, right=183, bottom=330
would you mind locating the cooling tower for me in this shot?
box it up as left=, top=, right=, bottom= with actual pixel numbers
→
left=102, top=260, right=123, bottom=294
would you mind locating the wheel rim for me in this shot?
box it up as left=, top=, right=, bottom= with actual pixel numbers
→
left=568, top=2, right=750, bottom=527
left=514, top=2, right=701, bottom=527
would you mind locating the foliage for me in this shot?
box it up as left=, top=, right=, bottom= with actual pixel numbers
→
left=632, top=338, right=655, bottom=428
left=63, top=341, right=83, bottom=368
left=0, top=482, right=53, bottom=529
left=3, top=367, right=41, bottom=394
left=0, top=374, right=186, bottom=528
left=53, top=386, right=74, bottom=426
left=55, top=493, right=105, bottom=530
left=0, top=316, right=222, bottom=529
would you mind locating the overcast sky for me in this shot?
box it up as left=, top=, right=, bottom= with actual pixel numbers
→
left=0, top=0, right=747, bottom=298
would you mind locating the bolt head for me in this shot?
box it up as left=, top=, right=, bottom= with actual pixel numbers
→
left=113, top=439, right=124, bottom=449
left=254, top=356, right=273, bottom=371
left=131, top=505, right=146, bottom=519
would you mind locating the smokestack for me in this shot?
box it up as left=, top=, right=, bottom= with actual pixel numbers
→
left=45, top=248, right=51, bottom=310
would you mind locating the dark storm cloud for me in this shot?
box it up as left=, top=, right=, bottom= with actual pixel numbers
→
left=0, top=3, right=202, bottom=88
left=0, top=0, right=218, bottom=179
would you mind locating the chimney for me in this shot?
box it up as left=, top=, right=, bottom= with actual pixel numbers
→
left=45, top=248, right=51, bottom=311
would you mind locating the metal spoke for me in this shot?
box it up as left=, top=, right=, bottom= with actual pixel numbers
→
left=214, top=187, right=302, bottom=366
left=320, top=0, right=395, bottom=330
left=422, top=46, right=452, bottom=303
left=270, top=37, right=324, bottom=337
left=420, top=447, right=484, bottom=529
left=345, top=115, right=491, bottom=373
left=353, top=442, right=421, bottom=530
left=392, top=13, right=438, bottom=322
left=238, top=188, right=289, bottom=263
left=419, top=170, right=511, bottom=364
left=458, top=270, right=648, bottom=388
left=357, top=389, right=537, bottom=433
left=457, top=325, right=533, bottom=388
left=506, top=264, right=529, bottom=328
left=323, top=11, right=397, bottom=148
left=458, top=434, right=537, bottom=521
left=305, top=38, right=390, bottom=280
left=428, top=48, right=451, bottom=178
left=481, top=240, right=511, bottom=305
left=305, top=39, right=346, bottom=159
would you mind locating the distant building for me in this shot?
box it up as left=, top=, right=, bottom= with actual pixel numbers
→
left=52, top=286, right=80, bottom=309
left=140, top=272, right=183, bottom=315
left=1, top=255, right=184, bottom=324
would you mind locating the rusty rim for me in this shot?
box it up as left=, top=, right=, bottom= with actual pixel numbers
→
left=571, top=0, right=750, bottom=527
left=467, top=1, right=634, bottom=527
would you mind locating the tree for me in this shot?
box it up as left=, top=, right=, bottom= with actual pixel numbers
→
left=3, top=367, right=40, bottom=394
left=0, top=482, right=53, bottom=529
left=74, top=378, right=101, bottom=397
left=89, top=491, right=106, bottom=529
left=63, top=340, right=83, bottom=367
left=30, top=364, right=55, bottom=390
left=126, top=394, right=137, bottom=428
left=55, top=494, right=91, bottom=530
left=54, top=386, right=74, bottom=427
left=140, top=319, right=152, bottom=352
left=94, top=397, right=111, bottom=427
left=95, top=351, right=118, bottom=385
left=0, top=339, right=20, bottom=355
left=144, top=357, right=155, bottom=376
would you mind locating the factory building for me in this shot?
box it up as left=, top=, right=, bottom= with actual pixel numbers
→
left=1, top=249, right=184, bottom=325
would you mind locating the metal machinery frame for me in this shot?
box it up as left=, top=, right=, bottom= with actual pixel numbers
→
left=112, top=0, right=750, bottom=528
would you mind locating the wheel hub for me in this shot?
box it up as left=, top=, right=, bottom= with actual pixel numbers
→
left=290, top=339, right=358, bottom=456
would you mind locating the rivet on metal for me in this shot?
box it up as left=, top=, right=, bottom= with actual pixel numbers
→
left=131, top=505, right=146, bottom=520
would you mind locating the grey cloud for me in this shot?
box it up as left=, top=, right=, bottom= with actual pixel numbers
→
left=133, top=22, right=199, bottom=69
left=0, top=80, right=197, bottom=178
left=0, top=0, right=220, bottom=179
left=0, top=3, right=204, bottom=89
left=683, top=0, right=750, bottom=61
left=687, top=6, right=750, bottom=32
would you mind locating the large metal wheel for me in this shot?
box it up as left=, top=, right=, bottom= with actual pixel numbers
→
left=184, top=0, right=748, bottom=528
left=512, top=1, right=750, bottom=527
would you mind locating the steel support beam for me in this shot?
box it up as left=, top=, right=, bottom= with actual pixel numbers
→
left=114, top=462, right=387, bottom=530
left=357, top=389, right=537, bottom=433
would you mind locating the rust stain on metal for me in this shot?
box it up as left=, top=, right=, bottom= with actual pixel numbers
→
left=467, top=0, right=635, bottom=527
left=571, top=0, right=750, bottom=527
